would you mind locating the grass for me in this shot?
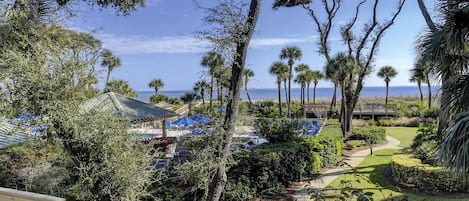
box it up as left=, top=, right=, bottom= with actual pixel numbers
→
left=320, top=127, right=469, bottom=201
left=322, top=149, right=469, bottom=201
left=385, top=127, right=418, bottom=148
left=320, top=119, right=342, bottom=137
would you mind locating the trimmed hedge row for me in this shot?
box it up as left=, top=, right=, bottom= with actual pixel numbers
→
left=391, top=153, right=466, bottom=194
left=350, top=126, right=386, bottom=144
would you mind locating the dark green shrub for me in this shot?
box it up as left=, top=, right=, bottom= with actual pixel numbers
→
left=227, top=141, right=312, bottom=198
left=303, top=135, right=343, bottom=169
left=397, top=101, right=428, bottom=117
left=414, top=141, right=440, bottom=166
left=411, top=121, right=439, bottom=149
left=256, top=118, right=302, bottom=143
left=391, top=153, right=465, bottom=194
left=350, top=126, right=386, bottom=144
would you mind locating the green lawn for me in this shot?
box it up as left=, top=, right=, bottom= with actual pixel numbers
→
left=322, top=149, right=469, bottom=201
left=385, top=127, right=418, bottom=148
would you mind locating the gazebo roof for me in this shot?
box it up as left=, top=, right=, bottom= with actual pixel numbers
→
left=81, top=92, right=177, bottom=122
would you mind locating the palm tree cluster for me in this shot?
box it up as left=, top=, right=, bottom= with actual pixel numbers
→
left=269, top=46, right=324, bottom=117
left=200, top=51, right=229, bottom=112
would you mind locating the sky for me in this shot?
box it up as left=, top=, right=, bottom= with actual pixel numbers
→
left=66, top=0, right=438, bottom=91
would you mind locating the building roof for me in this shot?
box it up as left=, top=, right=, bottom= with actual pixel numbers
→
left=81, top=92, right=178, bottom=122
left=0, top=121, right=35, bottom=148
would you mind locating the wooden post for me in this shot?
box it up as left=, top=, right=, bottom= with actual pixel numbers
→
left=162, top=119, right=167, bottom=138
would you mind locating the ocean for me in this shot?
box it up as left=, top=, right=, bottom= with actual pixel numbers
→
left=137, top=86, right=438, bottom=103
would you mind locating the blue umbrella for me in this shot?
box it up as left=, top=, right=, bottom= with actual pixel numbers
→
left=172, top=116, right=198, bottom=127
left=188, top=114, right=211, bottom=124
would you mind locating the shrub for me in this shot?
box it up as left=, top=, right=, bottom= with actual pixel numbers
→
left=304, top=135, right=343, bottom=169
left=228, top=140, right=313, bottom=198
left=411, top=121, right=439, bottom=149
left=352, top=119, right=368, bottom=127
left=391, top=153, right=465, bottom=194
left=346, top=140, right=367, bottom=148
left=414, top=141, right=440, bottom=166
left=378, top=117, right=434, bottom=127
left=397, top=101, right=428, bottom=117
left=256, top=118, right=302, bottom=143
left=350, top=126, right=386, bottom=144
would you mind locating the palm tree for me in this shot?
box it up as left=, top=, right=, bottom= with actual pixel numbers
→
left=103, top=79, right=138, bottom=98
left=243, top=68, right=254, bottom=105
left=279, top=45, right=302, bottom=117
left=295, top=72, right=307, bottom=104
left=180, top=92, right=199, bottom=116
left=100, top=49, right=121, bottom=87
left=201, top=51, right=224, bottom=112
left=409, top=63, right=427, bottom=102
left=295, top=63, right=312, bottom=102
left=149, top=78, right=164, bottom=94
left=325, top=60, right=339, bottom=111
left=269, top=61, right=289, bottom=116
left=193, top=80, right=210, bottom=105
left=311, top=70, right=324, bottom=104
left=377, top=66, right=398, bottom=105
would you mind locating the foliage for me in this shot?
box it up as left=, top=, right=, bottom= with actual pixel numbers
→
left=255, top=118, right=302, bottom=143
left=0, top=139, right=71, bottom=197
left=303, top=134, right=343, bottom=169
left=391, top=153, right=465, bottom=194
left=100, top=49, right=121, bottom=85
left=411, top=121, right=439, bottom=150
left=350, top=126, right=386, bottom=144
left=415, top=141, right=440, bottom=166
left=103, top=79, right=138, bottom=98
left=149, top=94, right=181, bottom=105
left=346, top=140, right=367, bottom=148
left=378, top=117, right=434, bottom=127
left=227, top=140, right=312, bottom=198
left=397, top=101, right=439, bottom=118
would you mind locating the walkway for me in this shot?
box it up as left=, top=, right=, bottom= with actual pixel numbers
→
left=292, top=136, right=401, bottom=201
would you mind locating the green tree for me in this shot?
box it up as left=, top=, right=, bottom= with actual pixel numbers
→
left=324, top=60, right=339, bottom=111
left=148, top=78, right=164, bottom=94
left=409, top=62, right=427, bottom=102
left=193, top=80, right=210, bottom=105
left=199, top=0, right=261, bottom=199
left=310, top=70, right=324, bottom=104
left=295, top=71, right=307, bottom=105
left=377, top=66, right=398, bottom=105
left=295, top=63, right=312, bottom=102
left=243, top=68, right=254, bottom=105
left=100, top=49, right=121, bottom=87
left=269, top=61, right=289, bottom=116
left=103, top=79, right=138, bottom=98
left=180, top=92, right=200, bottom=116
left=279, top=45, right=302, bottom=117
left=201, top=51, right=225, bottom=112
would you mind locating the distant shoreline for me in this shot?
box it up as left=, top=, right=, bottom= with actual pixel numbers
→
left=136, top=86, right=440, bottom=103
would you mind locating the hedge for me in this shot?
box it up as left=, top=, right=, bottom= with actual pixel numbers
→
left=350, top=126, right=386, bottom=144
left=391, top=153, right=466, bottom=194
left=303, top=135, right=343, bottom=171
left=227, top=140, right=313, bottom=198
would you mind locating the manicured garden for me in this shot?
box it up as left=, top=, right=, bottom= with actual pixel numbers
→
left=322, top=127, right=469, bottom=201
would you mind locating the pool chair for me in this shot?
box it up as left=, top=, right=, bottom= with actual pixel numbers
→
left=191, top=128, right=204, bottom=135
left=302, top=121, right=310, bottom=129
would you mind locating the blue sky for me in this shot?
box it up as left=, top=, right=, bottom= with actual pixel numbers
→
left=67, top=0, right=438, bottom=91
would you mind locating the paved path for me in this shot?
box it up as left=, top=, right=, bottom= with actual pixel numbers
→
left=292, top=136, right=401, bottom=201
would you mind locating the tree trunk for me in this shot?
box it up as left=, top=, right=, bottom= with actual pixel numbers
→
left=207, top=1, right=261, bottom=200
left=340, top=81, right=349, bottom=137
left=105, top=69, right=111, bottom=87
left=385, top=81, right=389, bottom=105
left=188, top=102, right=192, bottom=116
left=209, top=76, right=214, bottom=112
left=426, top=78, right=432, bottom=108
left=417, top=0, right=437, bottom=31
left=313, top=83, right=317, bottom=104
left=277, top=81, right=282, bottom=116
left=284, top=80, right=288, bottom=117
left=330, top=83, right=337, bottom=112
left=201, top=92, right=205, bottom=105
left=307, top=83, right=310, bottom=102
left=300, top=86, right=304, bottom=104
left=245, top=83, right=252, bottom=105
left=417, top=81, right=423, bottom=102
left=287, top=66, right=292, bottom=118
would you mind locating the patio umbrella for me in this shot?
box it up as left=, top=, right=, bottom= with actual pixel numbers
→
left=172, top=116, right=198, bottom=127
left=188, top=114, right=211, bottom=124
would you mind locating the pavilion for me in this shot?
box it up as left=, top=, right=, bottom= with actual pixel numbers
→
left=81, top=92, right=178, bottom=137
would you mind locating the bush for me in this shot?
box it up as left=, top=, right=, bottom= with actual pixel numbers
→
left=397, top=101, right=428, bottom=117
left=256, top=118, right=302, bottom=143
left=303, top=134, right=343, bottom=169
left=227, top=140, right=313, bottom=198
left=411, top=121, right=439, bottom=149
left=378, top=117, right=434, bottom=127
left=350, top=126, right=386, bottom=144
left=391, top=153, right=465, bottom=194
left=346, top=140, right=367, bottom=148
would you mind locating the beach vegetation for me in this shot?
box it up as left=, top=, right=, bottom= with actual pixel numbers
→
left=193, top=79, right=210, bottom=106
left=269, top=61, right=290, bottom=117
left=100, top=49, right=121, bottom=87
left=200, top=51, right=225, bottom=112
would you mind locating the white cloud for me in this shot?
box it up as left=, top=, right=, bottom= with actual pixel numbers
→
left=94, top=33, right=316, bottom=55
